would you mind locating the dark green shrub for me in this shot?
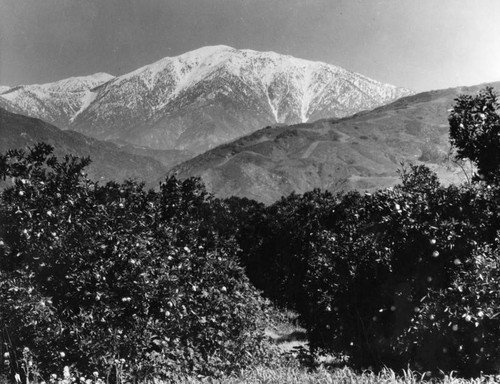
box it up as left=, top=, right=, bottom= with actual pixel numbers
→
left=231, top=163, right=500, bottom=375
left=449, top=87, right=500, bottom=181
left=229, top=190, right=339, bottom=311
left=301, top=172, right=500, bottom=374
left=0, top=144, right=271, bottom=382
left=404, top=239, right=500, bottom=374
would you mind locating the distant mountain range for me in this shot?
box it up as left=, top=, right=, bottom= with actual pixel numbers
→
left=1, top=46, right=412, bottom=154
left=3, top=46, right=496, bottom=204
left=169, top=82, right=500, bottom=204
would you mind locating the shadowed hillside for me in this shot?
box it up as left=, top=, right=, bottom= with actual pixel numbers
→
left=0, top=107, right=169, bottom=185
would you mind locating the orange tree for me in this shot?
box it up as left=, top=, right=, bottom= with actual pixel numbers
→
left=449, top=87, right=500, bottom=182
left=0, top=144, right=271, bottom=382
left=230, top=164, right=500, bottom=375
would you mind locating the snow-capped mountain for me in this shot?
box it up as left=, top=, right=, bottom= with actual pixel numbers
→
left=2, top=46, right=412, bottom=153
left=0, top=86, right=11, bottom=94
left=0, top=73, right=114, bottom=128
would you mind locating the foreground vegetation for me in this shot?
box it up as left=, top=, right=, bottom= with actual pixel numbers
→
left=177, top=366, right=500, bottom=384
left=0, top=144, right=278, bottom=382
left=1, top=88, right=500, bottom=383
left=27, top=362, right=500, bottom=384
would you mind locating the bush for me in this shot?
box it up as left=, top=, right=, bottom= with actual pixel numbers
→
left=449, top=87, right=500, bottom=181
left=232, top=164, right=500, bottom=375
left=300, top=169, right=500, bottom=374
left=227, top=190, right=339, bottom=312
left=406, top=239, right=500, bottom=374
left=0, top=144, right=271, bottom=382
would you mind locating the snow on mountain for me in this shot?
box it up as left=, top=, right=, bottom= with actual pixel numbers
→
left=0, top=73, right=114, bottom=128
left=69, top=46, right=412, bottom=153
left=4, top=46, right=412, bottom=153
left=0, top=86, right=11, bottom=94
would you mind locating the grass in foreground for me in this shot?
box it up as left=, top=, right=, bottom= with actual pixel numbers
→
left=6, top=354, right=500, bottom=384
left=175, top=366, right=500, bottom=384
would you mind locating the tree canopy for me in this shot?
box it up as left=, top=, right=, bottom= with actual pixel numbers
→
left=449, top=87, right=500, bottom=182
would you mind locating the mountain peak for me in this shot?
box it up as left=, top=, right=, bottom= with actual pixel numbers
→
left=179, top=45, right=235, bottom=59
left=118, top=45, right=236, bottom=85
left=1, top=46, right=413, bottom=154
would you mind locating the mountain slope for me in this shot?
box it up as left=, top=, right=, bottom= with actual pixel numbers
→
left=169, top=82, right=500, bottom=204
left=0, top=107, right=169, bottom=185
left=71, top=46, right=411, bottom=153
left=2, top=46, right=412, bottom=154
left=0, top=95, right=23, bottom=114
left=0, top=73, right=114, bottom=128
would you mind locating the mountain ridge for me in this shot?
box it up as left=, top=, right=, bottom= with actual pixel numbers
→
left=70, top=45, right=413, bottom=153
left=1, top=46, right=412, bottom=154
left=0, top=73, right=114, bottom=129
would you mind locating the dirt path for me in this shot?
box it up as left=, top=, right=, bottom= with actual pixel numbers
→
left=301, top=141, right=321, bottom=159
left=265, top=328, right=308, bottom=353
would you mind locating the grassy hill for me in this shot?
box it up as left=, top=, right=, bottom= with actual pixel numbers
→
left=170, top=82, right=500, bottom=204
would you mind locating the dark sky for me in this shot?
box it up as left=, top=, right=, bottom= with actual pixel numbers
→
left=1, top=0, right=500, bottom=91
